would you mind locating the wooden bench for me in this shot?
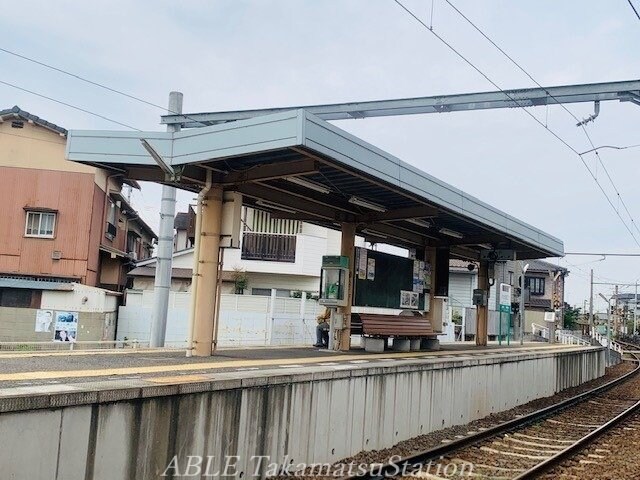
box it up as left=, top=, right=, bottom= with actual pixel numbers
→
left=354, top=313, right=436, bottom=338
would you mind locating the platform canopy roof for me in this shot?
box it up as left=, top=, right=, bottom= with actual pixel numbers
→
left=66, top=109, right=563, bottom=260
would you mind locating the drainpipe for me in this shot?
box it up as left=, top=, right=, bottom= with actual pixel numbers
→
left=186, top=169, right=212, bottom=357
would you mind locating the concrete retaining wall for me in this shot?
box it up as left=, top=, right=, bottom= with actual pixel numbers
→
left=0, top=347, right=605, bottom=479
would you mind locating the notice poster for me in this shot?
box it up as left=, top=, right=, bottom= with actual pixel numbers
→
left=423, top=262, right=432, bottom=291
left=358, top=249, right=368, bottom=280
left=54, top=311, right=78, bottom=342
left=412, top=260, right=421, bottom=292
left=35, top=309, right=54, bottom=333
left=400, top=290, right=419, bottom=309
left=367, top=258, right=376, bottom=281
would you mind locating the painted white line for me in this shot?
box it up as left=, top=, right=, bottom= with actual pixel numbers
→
left=318, top=362, right=339, bottom=366
left=349, top=360, right=370, bottom=364
left=279, top=364, right=303, bottom=368
left=235, top=367, right=260, bottom=371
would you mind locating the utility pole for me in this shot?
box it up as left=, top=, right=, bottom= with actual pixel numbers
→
left=599, top=293, right=613, bottom=365
left=150, top=91, right=182, bottom=347
left=614, top=285, right=619, bottom=335
left=589, top=269, right=594, bottom=334
left=635, top=282, right=638, bottom=335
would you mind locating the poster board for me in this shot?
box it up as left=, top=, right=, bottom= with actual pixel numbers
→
left=353, top=247, right=428, bottom=309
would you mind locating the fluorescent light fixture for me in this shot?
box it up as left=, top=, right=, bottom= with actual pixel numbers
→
left=361, top=228, right=388, bottom=239
left=438, top=227, right=463, bottom=239
left=477, top=243, right=493, bottom=250
left=348, top=196, right=386, bottom=213
left=255, top=200, right=296, bottom=214
left=286, top=176, right=330, bottom=194
left=406, top=218, right=431, bottom=228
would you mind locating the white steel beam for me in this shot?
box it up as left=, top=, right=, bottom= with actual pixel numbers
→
left=162, top=79, right=640, bottom=127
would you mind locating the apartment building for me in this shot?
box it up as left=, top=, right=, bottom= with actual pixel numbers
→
left=0, top=106, right=158, bottom=341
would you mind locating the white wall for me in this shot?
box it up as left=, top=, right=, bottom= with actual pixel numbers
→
left=118, top=292, right=324, bottom=347
left=41, top=283, right=119, bottom=313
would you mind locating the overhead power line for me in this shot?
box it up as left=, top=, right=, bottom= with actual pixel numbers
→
left=0, top=47, right=170, bottom=115
left=0, top=79, right=141, bottom=131
left=628, top=0, right=640, bottom=21
left=0, top=130, right=65, bottom=144
left=442, top=0, right=640, bottom=244
left=392, top=0, right=640, bottom=249
left=0, top=46, right=205, bottom=125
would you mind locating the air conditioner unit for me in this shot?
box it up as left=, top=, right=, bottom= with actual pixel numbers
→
left=51, top=251, right=62, bottom=260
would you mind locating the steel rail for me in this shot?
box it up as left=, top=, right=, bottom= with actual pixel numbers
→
left=339, top=347, right=640, bottom=480
left=515, top=341, right=640, bottom=478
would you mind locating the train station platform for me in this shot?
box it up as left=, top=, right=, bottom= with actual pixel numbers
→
left=0, top=341, right=597, bottom=389
left=0, top=342, right=605, bottom=480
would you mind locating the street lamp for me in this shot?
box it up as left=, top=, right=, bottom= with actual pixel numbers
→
left=598, top=293, right=612, bottom=364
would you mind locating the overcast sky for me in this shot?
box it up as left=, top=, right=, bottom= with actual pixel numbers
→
left=2, top=0, right=639, bottom=310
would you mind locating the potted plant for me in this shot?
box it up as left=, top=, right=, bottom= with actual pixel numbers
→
left=232, top=268, right=248, bottom=294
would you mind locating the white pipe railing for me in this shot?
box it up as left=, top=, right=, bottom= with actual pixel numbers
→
left=531, top=323, right=590, bottom=346
left=591, top=330, right=624, bottom=354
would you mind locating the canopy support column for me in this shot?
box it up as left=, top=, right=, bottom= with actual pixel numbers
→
left=193, top=187, right=223, bottom=356
left=338, top=222, right=356, bottom=351
left=476, top=261, right=489, bottom=346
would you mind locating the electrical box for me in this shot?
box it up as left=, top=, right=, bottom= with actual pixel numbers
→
left=319, top=256, right=349, bottom=307
left=332, top=312, right=344, bottom=329
left=472, top=288, right=488, bottom=307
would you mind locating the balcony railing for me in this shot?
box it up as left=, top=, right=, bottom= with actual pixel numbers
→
left=241, top=233, right=296, bottom=262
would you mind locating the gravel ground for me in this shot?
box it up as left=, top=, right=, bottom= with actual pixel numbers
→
left=399, top=361, right=640, bottom=480
left=539, top=410, right=640, bottom=480
left=271, top=361, right=634, bottom=479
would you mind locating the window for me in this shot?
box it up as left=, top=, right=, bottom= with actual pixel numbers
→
left=105, top=199, right=117, bottom=240
left=0, top=288, right=41, bottom=308
left=25, top=211, right=56, bottom=238
left=251, top=288, right=291, bottom=297
left=508, top=271, right=514, bottom=285
left=525, top=276, right=545, bottom=296
left=251, top=288, right=271, bottom=296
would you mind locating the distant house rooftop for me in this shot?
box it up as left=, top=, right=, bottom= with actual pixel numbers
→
left=0, top=105, right=67, bottom=136
left=526, top=259, right=568, bottom=275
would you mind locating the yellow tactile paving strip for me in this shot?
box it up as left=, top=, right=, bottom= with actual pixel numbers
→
left=0, top=348, right=182, bottom=359
left=0, top=344, right=586, bottom=383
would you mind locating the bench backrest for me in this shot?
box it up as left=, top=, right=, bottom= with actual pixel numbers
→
left=358, top=313, right=435, bottom=337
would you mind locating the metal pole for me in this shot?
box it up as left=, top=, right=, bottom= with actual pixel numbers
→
left=613, top=285, right=620, bottom=333
left=607, top=298, right=612, bottom=365
left=589, top=269, right=594, bottom=334
left=635, top=283, right=638, bottom=335
left=519, top=261, right=525, bottom=345
left=150, top=91, right=182, bottom=347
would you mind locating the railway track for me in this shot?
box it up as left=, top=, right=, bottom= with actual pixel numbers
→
left=340, top=344, right=640, bottom=480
